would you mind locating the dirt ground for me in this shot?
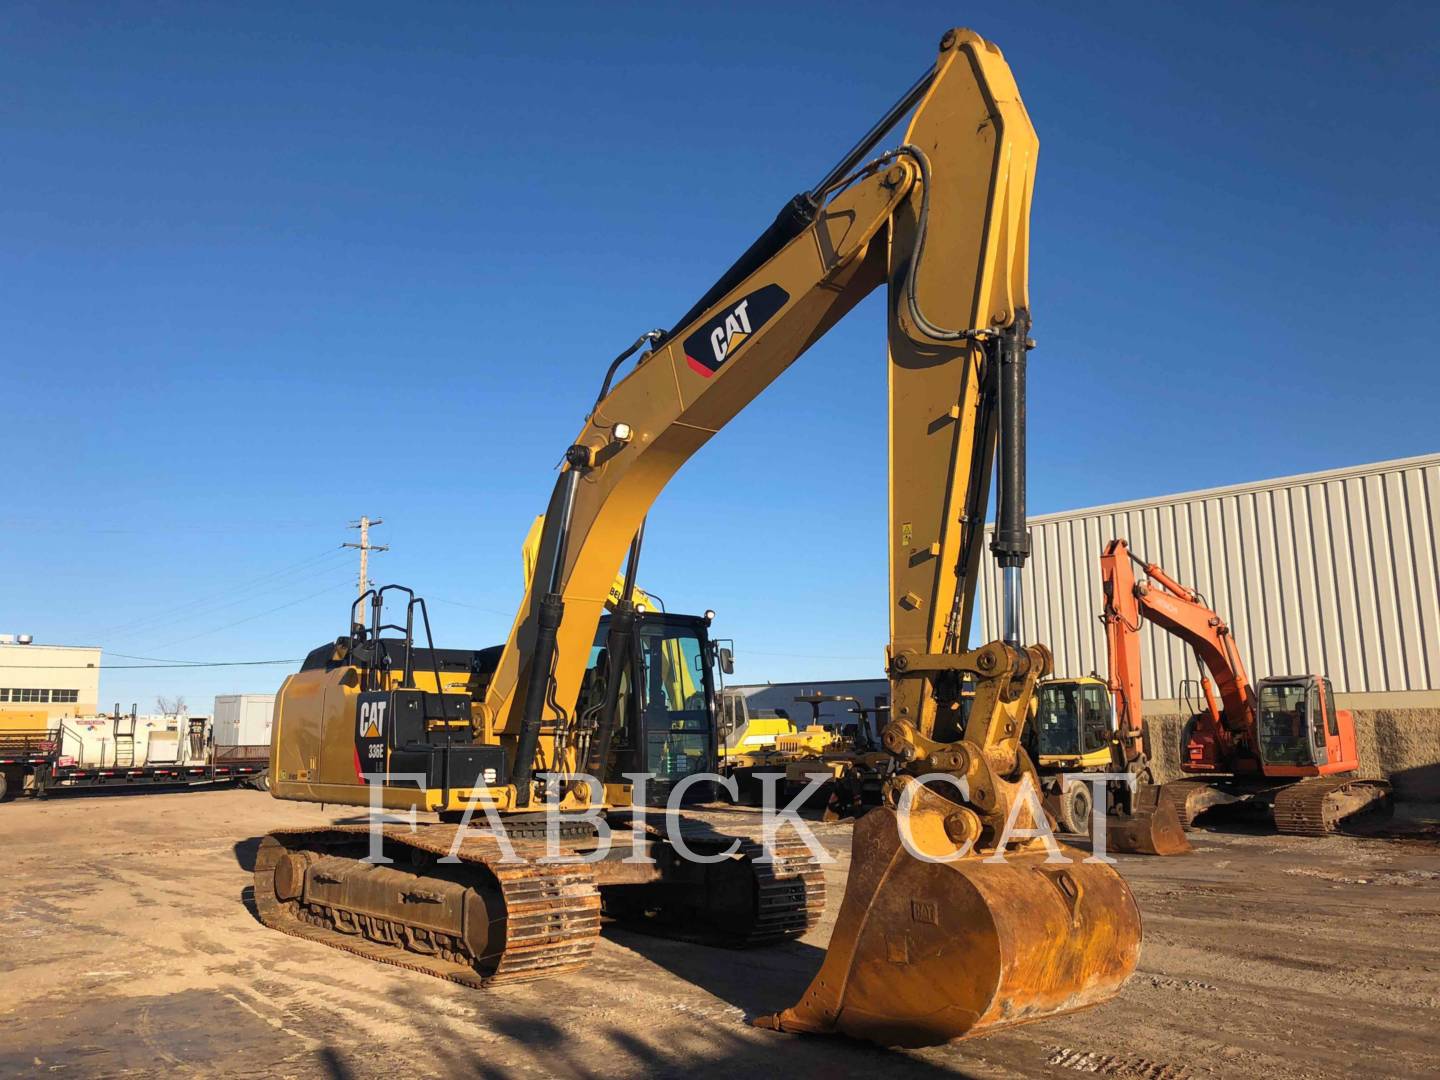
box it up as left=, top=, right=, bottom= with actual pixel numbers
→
left=1, top=789, right=1437, bottom=1079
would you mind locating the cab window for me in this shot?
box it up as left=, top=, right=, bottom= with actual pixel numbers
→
left=635, top=623, right=712, bottom=783
left=1079, top=684, right=1111, bottom=754
left=1257, top=681, right=1314, bottom=766
left=1034, top=684, right=1080, bottom=757
left=1305, top=682, right=1325, bottom=750
left=1323, top=678, right=1339, bottom=737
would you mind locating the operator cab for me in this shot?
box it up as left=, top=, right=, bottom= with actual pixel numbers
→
left=1255, top=674, right=1339, bottom=769
left=1032, top=679, right=1112, bottom=764
left=584, top=611, right=722, bottom=804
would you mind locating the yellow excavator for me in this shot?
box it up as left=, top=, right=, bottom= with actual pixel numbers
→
left=257, top=29, right=1141, bottom=1047
left=1030, top=675, right=1191, bottom=854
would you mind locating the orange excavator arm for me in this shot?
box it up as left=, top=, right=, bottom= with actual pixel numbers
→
left=1101, top=538, right=1256, bottom=762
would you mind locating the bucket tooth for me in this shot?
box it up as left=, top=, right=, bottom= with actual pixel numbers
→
left=754, top=804, right=1142, bottom=1047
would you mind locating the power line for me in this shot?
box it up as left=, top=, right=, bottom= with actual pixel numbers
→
left=106, top=555, right=353, bottom=644
left=107, top=651, right=290, bottom=665
left=430, top=596, right=515, bottom=617
left=150, top=581, right=353, bottom=649
left=103, top=547, right=342, bottom=632
left=97, top=547, right=348, bottom=637
left=5, top=658, right=302, bottom=670
left=743, top=649, right=877, bottom=661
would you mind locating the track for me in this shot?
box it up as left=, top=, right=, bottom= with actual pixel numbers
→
left=1271, top=778, right=1393, bottom=836
left=600, top=819, right=826, bottom=948
left=255, top=816, right=826, bottom=990
left=254, top=824, right=601, bottom=988
left=719, top=832, right=826, bottom=946
left=1159, top=776, right=1394, bottom=836
left=1157, top=779, right=1230, bottom=828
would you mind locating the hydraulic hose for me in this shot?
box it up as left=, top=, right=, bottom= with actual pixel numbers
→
left=510, top=458, right=583, bottom=806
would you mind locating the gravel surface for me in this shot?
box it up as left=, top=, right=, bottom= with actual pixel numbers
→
left=1, top=789, right=1437, bottom=1078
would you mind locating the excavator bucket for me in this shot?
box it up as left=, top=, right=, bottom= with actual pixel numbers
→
left=754, top=795, right=1142, bottom=1048
left=1105, top=787, right=1191, bottom=857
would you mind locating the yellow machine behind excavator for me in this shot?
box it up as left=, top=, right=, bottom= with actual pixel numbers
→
left=1030, top=676, right=1190, bottom=855
left=257, top=28, right=1142, bottom=1047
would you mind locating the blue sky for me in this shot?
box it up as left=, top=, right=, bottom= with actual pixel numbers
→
left=4, top=1, right=1437, bottom=710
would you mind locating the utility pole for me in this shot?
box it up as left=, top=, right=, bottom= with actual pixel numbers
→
left=343, top=517, right=389, bottom=598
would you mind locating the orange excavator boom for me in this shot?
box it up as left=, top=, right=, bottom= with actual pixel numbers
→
left=1101, top=538, right=1255, bottom=765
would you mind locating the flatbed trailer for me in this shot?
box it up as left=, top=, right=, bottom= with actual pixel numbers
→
left=0, top=726, right=267, bottom=801
left=41, top=759, right=268, bottom=795
left=0, top=727, right=59, bottom=800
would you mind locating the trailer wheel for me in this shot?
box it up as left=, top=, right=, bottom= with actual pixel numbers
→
left=249, top=771, right=270, bottom=792
left=0, top=769, right=17, bottom=803
left=1057, top=780, right=1093, bottom=836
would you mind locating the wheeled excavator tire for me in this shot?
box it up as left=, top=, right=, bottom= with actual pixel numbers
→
left=1271, top=777, right=1394, bottom=836
left=1055, top=781, right=1092, bottom=835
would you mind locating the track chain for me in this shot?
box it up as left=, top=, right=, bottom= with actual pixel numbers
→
left=733, top=832, right=827, bottom=946
left=1271, top=778, right=1392, bottom=836
left=1156, top=780, right=1213, bottom=829
left=612, top=819, right=826, bottom=947
left=254, top=824, right=600, bottom=988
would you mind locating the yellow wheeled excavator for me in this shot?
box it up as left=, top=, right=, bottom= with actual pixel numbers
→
left=1029, top=675, right=1191, bottom=855
left=257, top=28, right=1141, bottom=1047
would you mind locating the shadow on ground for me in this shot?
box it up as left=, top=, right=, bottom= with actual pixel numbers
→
left=345, top=981, right=978, bottom=1080
left=601, top=924, right=824, bottom=1022
left=233, top=836, right=261, bottom=871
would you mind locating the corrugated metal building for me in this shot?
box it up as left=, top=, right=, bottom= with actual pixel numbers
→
left=980, top=454, right=1440, bottom=710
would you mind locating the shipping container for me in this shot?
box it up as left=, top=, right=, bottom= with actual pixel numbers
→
left=212, top=694, right=276, bottom=749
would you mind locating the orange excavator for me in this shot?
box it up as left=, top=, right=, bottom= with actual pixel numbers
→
left=1101, top=539, right=1392, bottom=834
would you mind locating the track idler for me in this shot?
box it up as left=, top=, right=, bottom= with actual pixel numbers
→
left=755, top=785, right=1141, bottom=1047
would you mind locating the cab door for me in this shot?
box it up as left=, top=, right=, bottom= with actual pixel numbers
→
left=1078, top=683, right=1113, bottom=765
left=1305, top=678, right=1329, bottom=768
left=1316, top=676, right=1358, bottom=772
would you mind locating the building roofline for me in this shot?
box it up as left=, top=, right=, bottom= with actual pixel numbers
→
left=999, top=452, right=1440, bottom=527
left=728, top=677, right=886, bottom=691
left=0, top=643, right=101, bottom=652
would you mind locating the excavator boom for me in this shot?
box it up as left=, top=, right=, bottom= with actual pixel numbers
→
left=480, top=29, right=1139, bottom=1045
left=262, top=29, right=1142, bottom=1048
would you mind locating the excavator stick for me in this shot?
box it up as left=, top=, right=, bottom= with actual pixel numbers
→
left=755, top=784, right=1142, bottom=1047
left=1105, top=786, right=1192, bottom=857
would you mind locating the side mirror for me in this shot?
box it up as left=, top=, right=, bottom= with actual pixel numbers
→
left=718, top=647, right=734, bottom=675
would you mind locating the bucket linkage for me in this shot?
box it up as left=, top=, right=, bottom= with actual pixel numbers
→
left=755, top=641, right=1143, bottom=1047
